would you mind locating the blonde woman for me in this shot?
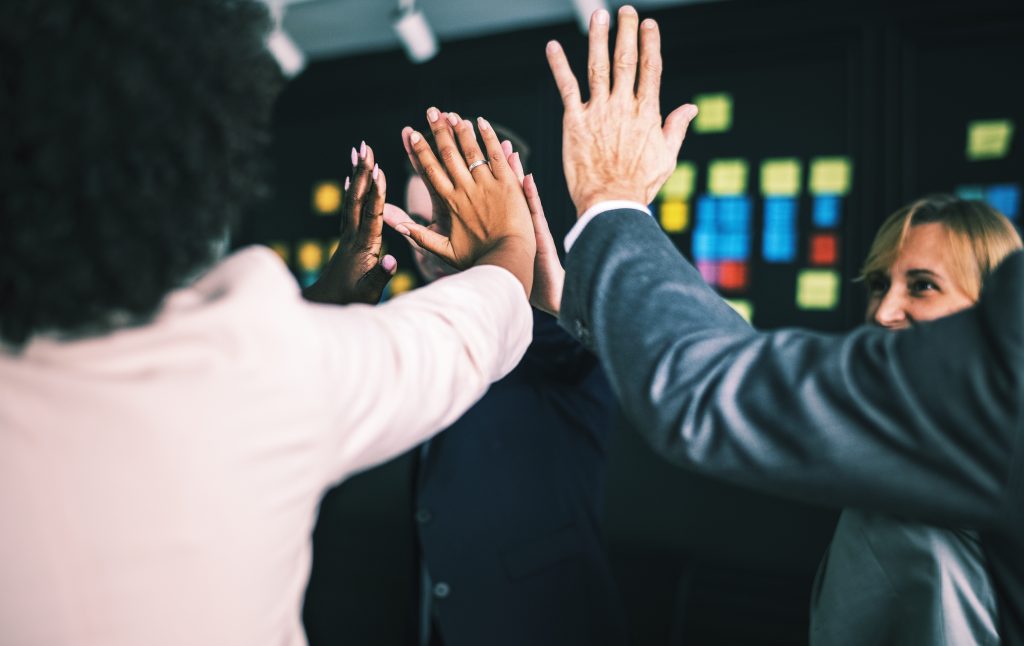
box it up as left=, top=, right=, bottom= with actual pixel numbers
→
left=811, top=195, right=1022, bottom=645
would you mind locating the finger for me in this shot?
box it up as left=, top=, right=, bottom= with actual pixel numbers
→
left=452, top=114, right=493, bottom=181
left=408, top=127, right=455, bottom=199
left=355, top=255, right=397, bottom=304
left=360, top=164, right=386, bottom=247
left=524, top=174, right=551, bottom=237
left=402, top=127, right=425, bottom=177
left=545, top=40, right=582, bottom=113
left=662, top=103, right=699, bottom=159
left=507, top=151, right=526, bottom=184
left=611, top=5, right=640, bottom=98
left=389, top=219, right=457, bottom=265
left=500, top=139, right=514, bottom=159
left=476, top=117, right=511, bottom=180
left=426, top=107, right=473, bottom=186
left=344, top=142, right=376, bottom=231
left=587, top=8, right=611, bottom=100
left=637, top=18, right=662, bottom=106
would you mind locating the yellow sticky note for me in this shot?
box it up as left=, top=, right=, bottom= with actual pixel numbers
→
left=760, top=158, right=802, bottom=196
left=659, top=163, right=696, bottom=201
left=297, top=240, right=325, bottom=273
left=725, top=298, right=753, bottom=323
left=797, top=269, right=840, bottom=310
left=269, top=242, right=290, bottom=266
left=694, top=93, right=733, bottom=134
left=326, top=238, right=340, bottom=258
left=967, top=120, right=1015, bottom=161
left=312, top=181, right=343, bottom=215
left=809, top=157, right=852, bottom=196
left=389, top=270, right=417, bottom=297
left=708, top=159, right=748, bottom=196
left=660, top=201, right=689, bottom=233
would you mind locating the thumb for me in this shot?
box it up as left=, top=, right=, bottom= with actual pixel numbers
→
left=356, top=254, right=398, bottom=304
left=662, top=103, right=698, bottom=158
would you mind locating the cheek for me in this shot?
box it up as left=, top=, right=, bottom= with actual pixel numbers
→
left=908, top=294, right=972, bottom=322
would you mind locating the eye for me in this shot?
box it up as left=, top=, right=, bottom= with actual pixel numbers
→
left=866, top=275, right=889, bottom=295
left=909, top=279, right=939, bottom=295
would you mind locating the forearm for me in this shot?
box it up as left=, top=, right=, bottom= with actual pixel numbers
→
left=476, top=235, right=536, bottom=300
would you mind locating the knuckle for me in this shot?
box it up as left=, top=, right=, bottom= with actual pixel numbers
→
left=616, top=53, right=638, bottom=67
left=642, top=58, right=662, bottom=73
left=587, top=63, right=609, bottom=78
left=439, top=147, right=459, bottom=163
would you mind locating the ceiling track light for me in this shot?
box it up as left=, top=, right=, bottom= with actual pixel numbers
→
left=265, top=0, right=306, bottom=78
left=393, top=0, right=439, bottom=64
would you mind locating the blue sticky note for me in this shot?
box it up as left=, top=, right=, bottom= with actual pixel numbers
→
left=717, top=196, right=752, bottom=232
left=986, top=184, right=1021, bottom=220
left=812, top=195, right=842, bottom=228
left=717, top=233, right=750, bottom=261
left=763, top=232, right=797, bottom=263
left=696, top=196, right=717, bottom=228
left=693, top=231, right=717, bottom=261
left=764, top=197, right=797, bottom=227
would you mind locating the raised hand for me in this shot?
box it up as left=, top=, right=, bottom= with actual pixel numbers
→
left=545, top=6, right=699, bottom=216
left=303, top=142, right=397, bottom=305
left=383, top=108, right=536, bottom=296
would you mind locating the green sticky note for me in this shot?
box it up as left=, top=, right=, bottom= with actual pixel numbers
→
left=797, top=269, right=840, bottom=310
left=809, top=157, right=852, bottom=196
left=659, top=162, right=696, bottom=200
left=725, top=298, right=753, bottom=324
left=708, top=159, right=748, bottom=196
left=659, top=200, right=689, bottom=233
left=967, top=120, right=1015, bottom=161
left=694, top=93, right=733, bottom=134
left=760, top=158, right=802, bottom=196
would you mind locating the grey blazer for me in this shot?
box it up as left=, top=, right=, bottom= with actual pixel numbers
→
left=559, top=208, right=1024, bottom=644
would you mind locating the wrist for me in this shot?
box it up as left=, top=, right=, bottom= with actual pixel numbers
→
left=574, top=190, right=647, bottom=218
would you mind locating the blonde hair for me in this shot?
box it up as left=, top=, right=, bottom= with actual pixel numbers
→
left=860, top=194, right=1022, bottom=301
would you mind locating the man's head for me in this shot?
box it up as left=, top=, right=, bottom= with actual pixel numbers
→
left=0, top=0, right=284, bottom=346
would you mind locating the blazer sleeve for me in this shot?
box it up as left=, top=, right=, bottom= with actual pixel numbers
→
left=559, top=208, right=1023, bottom=531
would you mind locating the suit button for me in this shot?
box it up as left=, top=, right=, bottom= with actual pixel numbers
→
left=433, top=582, right=450, bottom=599
left=415, top=509, right=432, bottom=524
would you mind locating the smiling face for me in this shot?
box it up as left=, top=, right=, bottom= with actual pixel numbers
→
left=864, top=222, right=975, bottom=329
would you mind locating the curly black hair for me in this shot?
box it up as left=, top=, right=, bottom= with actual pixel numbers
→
left=0, top=0, right=284, bottom=346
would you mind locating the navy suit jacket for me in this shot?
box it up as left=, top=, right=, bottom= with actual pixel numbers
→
left=414, top=310, right=626, bottom=646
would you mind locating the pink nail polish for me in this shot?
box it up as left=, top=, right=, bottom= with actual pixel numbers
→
left=382, top=255, right=397, bottom=273
left=372, top=164, right=379, bottom=180
left=410, top=131, right=422, bottom=144
left=477, top=117, right=490, bottom=131
left=344, top=176, right=351, bottom=191
left=359, top=141, right=367, bottom=159
left=447, top=113, right=459, bottom=127
left=396, top=224, right=411, bottom=236
left=427, top=107, right=439, bottom=123
left=595, top=9, right=609, bottom=24
left=351, top=147, right=358, bottom=167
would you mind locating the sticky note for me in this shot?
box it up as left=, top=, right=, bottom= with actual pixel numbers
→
left=297, top=240, right=325, bottom=273
left=764, top=197, right=798, bottom=226
left=967, top=120, right=1015, bottom=161
left=955, top=185, right=986, bottom=201
left=696, top=260, right=719, bottom=286
left=809, top=157, right=852, bottom=196
left=312, top=181, right=343, bottom=215
left=693, top=93, right=733, bottom=134
left=810, top=233, right=839, bottom=266
left=717, top=233, right=750, bottom=261
left=659, top=163, right=697, bottom=201
left=797, top=269, right=840, bottom=310
left=268, top=242, right=290, bottom=266
left=812, top=195, right=842, bottom=228
left=763, top=232, right=797, bottom=263
left=725, top=299, right=753, bottom=324
left=692, top=230, right=717, bottom=261
left=660, top=200, right=689, bottom=233
left=985, top=184, right=1021, bottom=220
left=696, top=195, right=717, bottom=227
left=760, top=159, right=802, bottom=197
left=708, top=159, right=748, bottom=196
left=718, top=261, right=748, bottom=291
left=717, top=196, right=752, bottom=231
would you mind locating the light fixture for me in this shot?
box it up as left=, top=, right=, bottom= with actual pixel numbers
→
left=393, top=0, right=439, bottom=64
left=264, top=0, right=306, bottom=77
left=570, top=0, right=609, bottom=33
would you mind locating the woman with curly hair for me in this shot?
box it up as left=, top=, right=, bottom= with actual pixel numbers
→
left=0, top=2, right=536, bottom=644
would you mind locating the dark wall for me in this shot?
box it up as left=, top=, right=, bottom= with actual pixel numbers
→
left=239, top=0, right=1024, bottom=644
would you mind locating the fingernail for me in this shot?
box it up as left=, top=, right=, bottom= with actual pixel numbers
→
left=396, top=224, right=411, bottom=236
left=344, top=176, right=351, bottom=191
left=620, top=5, right=637, bottom=15
left=359, top=141, right=367, bottom=159
left=381, top=255, right=397, bottom=273
left=372, top=163, right=379, bottom=180
left=643, top=18, right=656, bottom=29
left=594, top=9, right=609, bottom=24
left=447, top=112, right=460, bottom=127
left=351, top=147, right=358, bottom=167
left=427, top=107, right=439, bottom=123
left=477, top=117, right=490, bottom=131
left=546, top=40, right=561, bottom=54
left=410, top=131, right=422, bottom=144
left=686, top=104, right=699, bottom=119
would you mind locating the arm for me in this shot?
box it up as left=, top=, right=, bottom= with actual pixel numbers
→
left=561, top=209, right=1022, bottom=530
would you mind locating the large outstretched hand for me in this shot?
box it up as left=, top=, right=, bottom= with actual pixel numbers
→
left=303, top=143, right=396, bottom=305
left=545, top=6, right=699, bottom=216
left=383, top=108, right=536, bottom=296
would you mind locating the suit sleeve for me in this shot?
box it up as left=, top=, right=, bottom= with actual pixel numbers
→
left=559, top=208, right=1023, bottom=531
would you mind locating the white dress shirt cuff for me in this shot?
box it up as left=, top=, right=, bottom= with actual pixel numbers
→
left=563, top=201, right=652, bottom=252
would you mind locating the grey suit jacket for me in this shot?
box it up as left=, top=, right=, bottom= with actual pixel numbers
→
left=559, top=208, right=1024, bottom=644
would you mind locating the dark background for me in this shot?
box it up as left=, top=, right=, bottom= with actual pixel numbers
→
left=234, top=0, right=1024, bottom=643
